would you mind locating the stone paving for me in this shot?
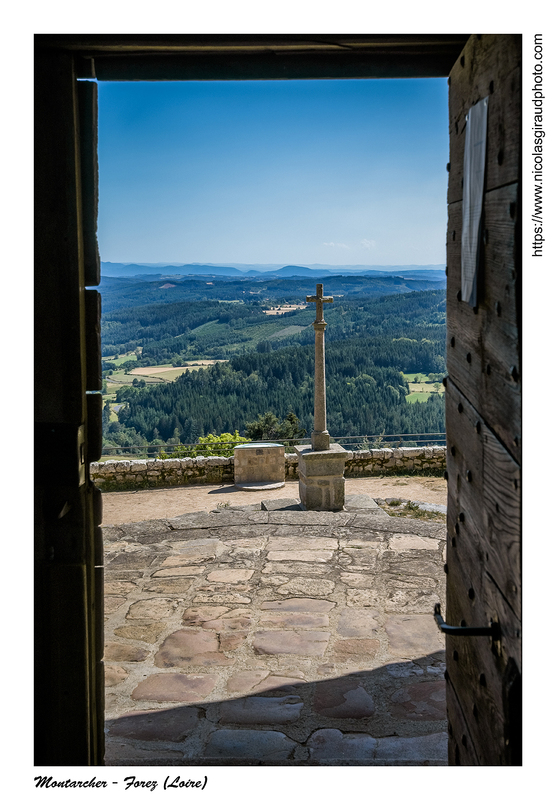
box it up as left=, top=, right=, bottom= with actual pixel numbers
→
left=103, top=495, right=448, bottom=766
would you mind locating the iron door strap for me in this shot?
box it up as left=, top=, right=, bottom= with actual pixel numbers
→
left=434, top=603, right=500, bottom=640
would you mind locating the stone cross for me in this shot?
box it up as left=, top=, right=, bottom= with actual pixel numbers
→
left=306, top=284, right=333, bottom=450
left=306, top=283, right=333, bottom=323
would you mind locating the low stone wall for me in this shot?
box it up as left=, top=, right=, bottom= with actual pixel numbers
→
left=91, top=446, right=446, bottom=492
left=345, top=446, right=446, bottom=478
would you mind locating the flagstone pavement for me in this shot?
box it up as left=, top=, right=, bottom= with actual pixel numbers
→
left=103, top=495, right=448, bottom=766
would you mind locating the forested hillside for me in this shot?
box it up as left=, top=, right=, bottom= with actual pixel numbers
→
left=102, top=288, right=446, bottom=363
left=100, top=272, right=445, bottom=314
left=102, top=287, right=447, bottom=452
left=115, top=339, right=445, bottom=444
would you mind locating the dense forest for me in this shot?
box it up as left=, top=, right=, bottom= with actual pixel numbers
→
left=101, top=287, right=446, bottom=363
left=101, top=299, right=266, bottom=358
left=102, top=287, right=447, bottom=451
left=114, top=340, right=445, bottom=443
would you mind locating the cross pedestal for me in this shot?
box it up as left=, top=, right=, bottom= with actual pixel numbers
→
left=295, top=443, right=348, bottom=511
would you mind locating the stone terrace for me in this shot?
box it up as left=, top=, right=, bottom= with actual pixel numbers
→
left=103, top=497, right=447, bottom=766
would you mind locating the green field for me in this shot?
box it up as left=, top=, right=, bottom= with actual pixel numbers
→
left=185, top=317, right=310, bottom=353
left=103, top=359, right=227, bottom=405
left=103, top=353, right=138, bottom=367
left=402, top=372, right=445, bottom=404
left=105, top=369, right=166, bottom=386
left=131, top=365, right=217, bottom=381
left=406, top=392, right=434, bottom=404
left=268, top=325, right=309, bottom=340
left=403, top=372, right=432, bottom=382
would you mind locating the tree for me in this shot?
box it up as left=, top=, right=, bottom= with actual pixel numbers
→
left=244, top=411, right=306, bottom=443
left=244, top=412, right=282, bottom=440
left=102, top=400, right=111, bottom=428
left=159, top=430, right=250, bottom=459
left=194, top=431, right=251, bottom=457
left=276, top=411, right=306, bottom=443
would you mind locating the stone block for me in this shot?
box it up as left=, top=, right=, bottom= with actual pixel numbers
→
left=154, top=629, right=220, bottom=667
left=182, top=606, right=230, bottom=624
left=260, top=598, right=335, bottom=612
left=143, top=578, right=195, bottom=594
left=206, top=568, right=254, bottom=583
left=313, top=678, right=375, bottom=718
left=385, top=614, right=444, bottom=657
left=234, top=443, right=285, bottom=486
left=389, top=680, right=446, bottom=720
left=104, top=741, right=184, bottom=763
left=275, top=576, right=335, bottom=596
left=105, top=664, right=129, bottom=686
left=216, top=696, right=303, bottom=725
left=267, top=549, right=334, bottom=562
left=204, top=729, right=296, bottom=760
left=259, top=612, right=329, bottom=628
left=160, top=458, right=181, bottom=469
left=332, top=638, right=380, bottom=659
left=255, top=675, right=307, bottom=692
left=107, top=706, right=199, bottom=741
left=307, top=729, right=377, bottom=762
left=295, top=444, right=348, bottom=511
left=374, top=732, right=448, bottom=764
left=104, top=642, right=149, bottom=662
left=337, top=608, right=380, bottom=637
left=114, top=622, right=167, bottom=643
left=253, top=630, right=330, bottom=655
left=126, top=598, right=178, bottom=619
left=104, top=596, right=127, bottom=615
left=131, top=673, right=217, bottom=702
left=226, top=670, right=270, bottom=694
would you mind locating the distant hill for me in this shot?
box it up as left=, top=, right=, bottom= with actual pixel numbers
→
left=101, top=261, right=446, bottom=281
left=264, top=265, right=323, bottom=277
left=101, top=262, right=245, bottom=278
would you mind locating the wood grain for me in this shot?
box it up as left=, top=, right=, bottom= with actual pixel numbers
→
left=445, top=381, right=521, bottom=765
left=448, top=34, right=521, bottom=204
left=77, top=81, right=100, bottom=287
left=85, top=289, right=102, bottom=391
left=446, top=185, right=521, bottom=459
left=445, top=675, right=479, bottom=765
left=445, top=381, right=521, bottom=617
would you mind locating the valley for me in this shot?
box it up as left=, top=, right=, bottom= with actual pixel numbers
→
left=99, top=266, right=447, bottom=455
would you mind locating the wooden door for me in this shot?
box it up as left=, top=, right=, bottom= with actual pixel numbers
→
left=34, top=46, right=104, bottom=765
left=444, top=34, right=521, bottom=765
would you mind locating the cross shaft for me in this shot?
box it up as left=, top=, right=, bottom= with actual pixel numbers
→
left=306, top=284, right=333, bottom=450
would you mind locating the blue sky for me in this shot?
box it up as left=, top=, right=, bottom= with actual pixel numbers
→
left=97, top=78, right=449, bottom=268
